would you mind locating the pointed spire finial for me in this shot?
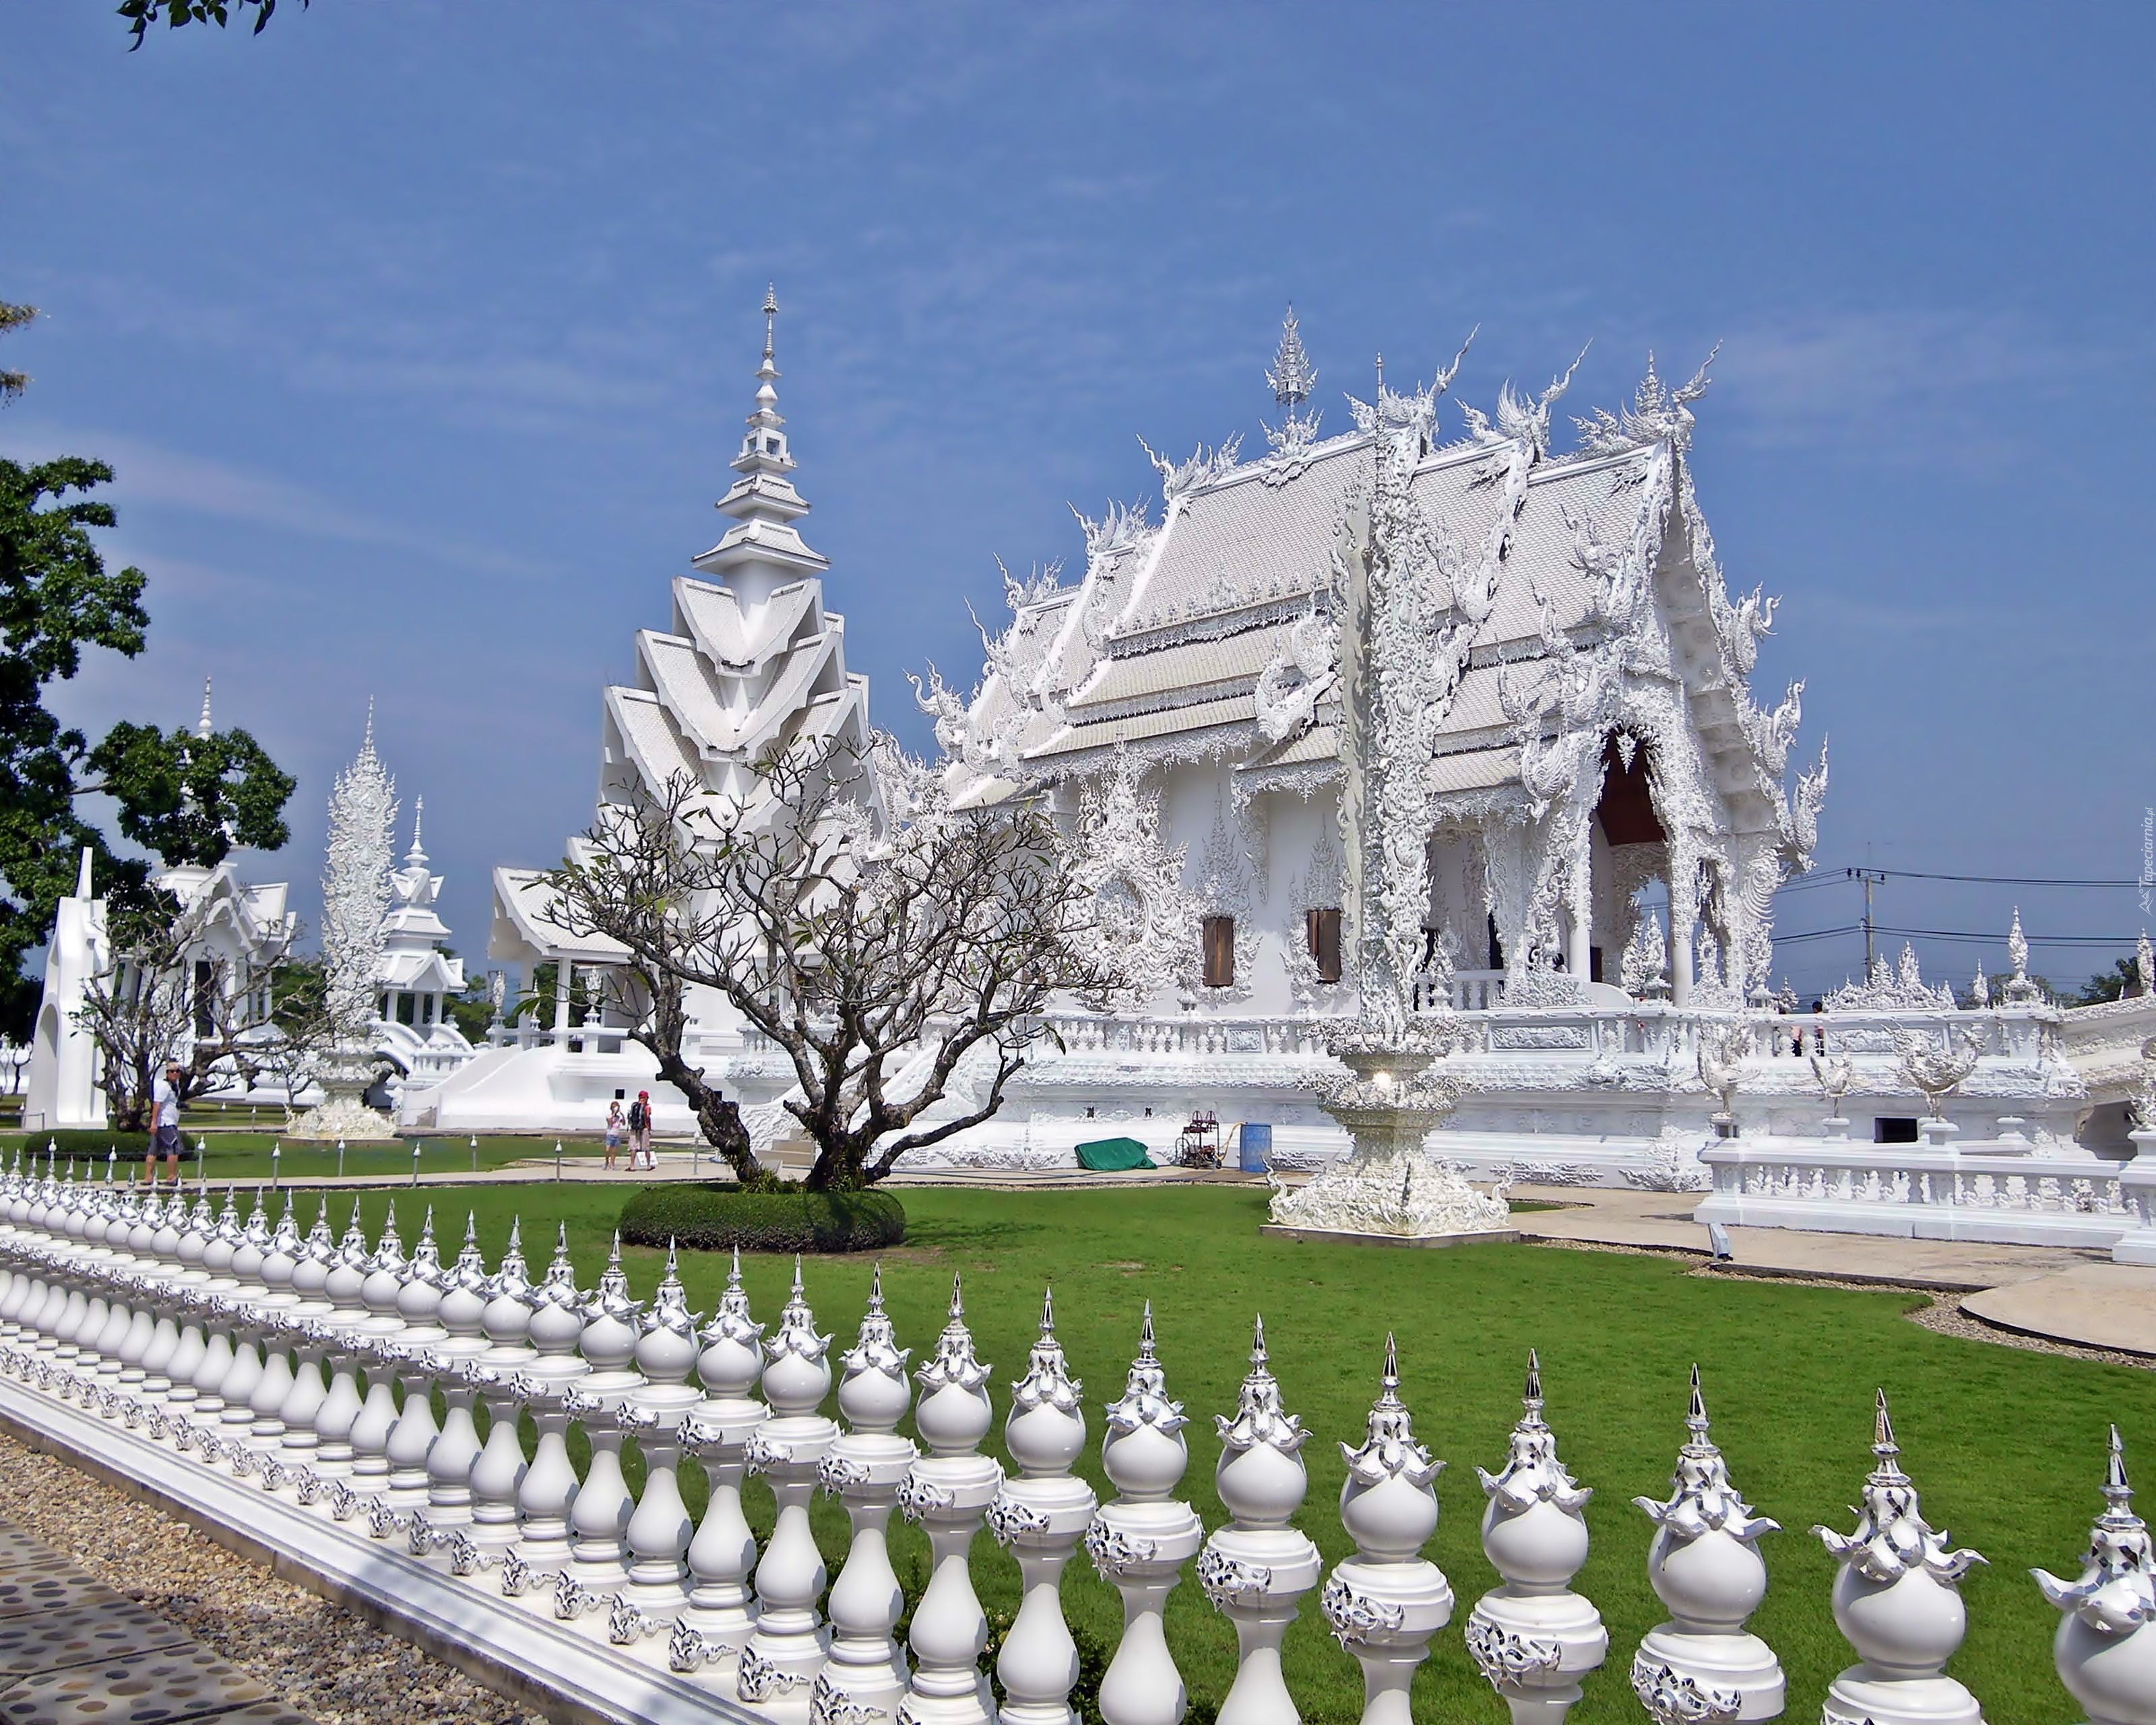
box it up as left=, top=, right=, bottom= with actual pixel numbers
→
left=1267, top=304, right=1317, bottom=408
left=868, top=1261, right=885, bottom=1311
left=406, top=796, right=426, bottom=865
left=1686, top=1362, right=1711, bottom=1442
left=1040, top=1284, right=1055, bottom=1335
left=196, top=674, right=214, bottom=739
left=1250, top=1312, right=1268, bottom=1367
left=1381, top=1331, right=1399, bottom=1395
left=1138, top=1298, right=1157, bottom=1357
left=1524, top=1348, right=1545, bottom=1418
left=2103, top=1422, right=2131, bottom=1512
left=949, top=1270, right=963, bottom=1319
left=1872, top=1387, right=1902, bottom=1471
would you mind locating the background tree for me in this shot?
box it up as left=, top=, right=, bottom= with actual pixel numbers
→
left=2072, top=955, right=2144, bottom=1006
left=544, top=739, right=1126, bottom=1191
left=117, top=0, right=305, bottom=49
left=0, top=302, right=297, bottom=1040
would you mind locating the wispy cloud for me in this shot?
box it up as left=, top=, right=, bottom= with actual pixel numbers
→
left=1709, top=307, right=2149, bottom=470
left=0, top=425, right=534, bottom=579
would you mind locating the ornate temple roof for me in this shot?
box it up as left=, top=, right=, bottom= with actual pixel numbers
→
left=926, top=316, right=1821, bottom=871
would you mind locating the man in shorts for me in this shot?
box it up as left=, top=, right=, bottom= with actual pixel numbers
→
left=628, top=1090, right=653, bottom=1170
left=146, top=1063, right=184, bottom=1184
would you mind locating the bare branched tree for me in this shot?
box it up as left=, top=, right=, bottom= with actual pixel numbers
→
left=73, top=891, right=314, bottom=1129
left=543, top=738, right=1124, bottom=1190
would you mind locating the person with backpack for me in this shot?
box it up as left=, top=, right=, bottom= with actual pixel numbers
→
left=627, top=1091, right=652, bottom=1170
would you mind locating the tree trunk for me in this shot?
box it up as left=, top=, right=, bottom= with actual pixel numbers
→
left=645, top=1042, right=763, bottom=1184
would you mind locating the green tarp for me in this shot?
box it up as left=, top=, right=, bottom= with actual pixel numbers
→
left=1075, top=1136, right=1155, bottom=1172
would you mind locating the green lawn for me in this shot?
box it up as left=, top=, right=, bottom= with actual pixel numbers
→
left=274, top=1181, right=2145, bottom=1725
left=0, top=1131, right=614, bottom=1183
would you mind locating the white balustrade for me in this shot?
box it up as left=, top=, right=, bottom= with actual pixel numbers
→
left=1465, top=1352, right=1606, bottom=1724
left=992, top=1289, right=1096, bottom=1725
left=1813, top=1392, right=1985, bottom=1725
left=1088, top=1303, right=1203, bottom=1725
left=738, top=1259, right=837, bottom=1720
left=674, top=1248, right=767, bottom=1681
left=901, top=1276, right=1002, bottom=1725
left=0, top=1159, right=2137, bottom=1725
left=1322, top=1335, right=1450, bottom=1725
left=816, top=1263, right=916, bottom=1723
left=2033, top=1426, right=2156, bottom=1725
left=1200, top=1315, right=1322, bottom=1725
left=1630, top=1367, right=1783, bottom=1722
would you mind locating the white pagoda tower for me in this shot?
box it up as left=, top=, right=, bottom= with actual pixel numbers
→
left=430, top=290, right=872, bottom=1135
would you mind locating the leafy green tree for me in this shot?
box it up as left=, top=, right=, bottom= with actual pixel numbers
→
left=117, top=0, right=305, bottom=49
left=0, top=303, right=297, bottom=1038
left=2072, top=956, right=2143, bottom=1006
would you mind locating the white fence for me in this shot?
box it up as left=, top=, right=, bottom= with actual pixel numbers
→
left=0, top=1168, right=2145, bottom=1725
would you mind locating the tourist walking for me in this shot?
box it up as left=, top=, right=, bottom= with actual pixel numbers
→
left=603, top=1098, right=625, bottom=1170
left=628, top=1090, right=653, bottom=1170
left=146, top=1063, right=183, bottom=1184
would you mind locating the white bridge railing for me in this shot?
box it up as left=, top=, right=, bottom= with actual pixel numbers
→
left=0, top=1161, right=2145, bottom=1725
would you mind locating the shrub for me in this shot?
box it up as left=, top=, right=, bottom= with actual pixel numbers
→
left=618, top=1182, right=906, bottom=1255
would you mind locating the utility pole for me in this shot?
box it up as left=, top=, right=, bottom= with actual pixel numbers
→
left=1849, top=867, right=1886, bottom=974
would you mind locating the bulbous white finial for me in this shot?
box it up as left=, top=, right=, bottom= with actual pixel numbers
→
left=836, top=1261, right=911, bottom=1434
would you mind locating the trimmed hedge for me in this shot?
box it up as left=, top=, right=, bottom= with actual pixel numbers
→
left=618, top=1182, right=906, bottom=1255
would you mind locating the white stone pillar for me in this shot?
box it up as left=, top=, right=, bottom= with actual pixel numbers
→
left=1629, top=1367, right=1783, bottom=1722
left=1466, top=1352, right=1607, bottom=1724
left=815, top=1265, right=916, bottom=1722
left=899, top=1277, right=1003, bottom=1725
left=992, top=1288, right=1096, bottom=1725
left=1199, top=1315, right=1322, bottom=1725
left=564, top=1389, right=636, bottom=1596
left=620, top=1243, right=705, bottom=1621
left=2033, top=1425, right=2156, bottom=1725
left=672, top=1248, right=767, bottom=1681
left=1813, top=1391, right=1986, bottom=1725
left=1322, top=1335, right=1451, bottom=1725
left=1087, top=1303, right=1205, bottom=1725
left=503, top=1378, right=579, bottom=1595
left=738, top=1261, right=837, bottom=1722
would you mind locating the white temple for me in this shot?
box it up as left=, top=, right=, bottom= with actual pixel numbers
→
left=414, top=299, right=2156, bottom=1258
left=416, top=289, right=856, bottom=1135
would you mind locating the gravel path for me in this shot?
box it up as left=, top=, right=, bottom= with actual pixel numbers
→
left=0, top=1431, right=543, bottom=1725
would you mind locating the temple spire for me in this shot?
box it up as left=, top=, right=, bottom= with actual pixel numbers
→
left=697, top=282, right=827, bottom=582
left=1267, top=304, right=1316, bottom=408
left=406, top=796, right=426, bottom=867
left=195, top=675, right=214, bottom=740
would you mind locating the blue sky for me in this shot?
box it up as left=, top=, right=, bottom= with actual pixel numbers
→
left=4, top=3, right=2152, bottom=998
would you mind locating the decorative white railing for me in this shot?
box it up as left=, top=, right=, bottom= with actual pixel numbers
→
left=1041, top=1014, right=1334, bottom=1059
left=0, top=1162, right=2144, bottom=1725
left=1698, top=1141, right=2156, bottom=1255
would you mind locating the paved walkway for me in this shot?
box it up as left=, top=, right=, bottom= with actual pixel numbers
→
left=0, top=1512, right=313, bottom=1724
left=1504, top=1183, right=2156, bottom=1358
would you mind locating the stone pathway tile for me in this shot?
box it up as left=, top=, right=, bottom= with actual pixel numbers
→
left=0, top=1508, right=317, bottom=1725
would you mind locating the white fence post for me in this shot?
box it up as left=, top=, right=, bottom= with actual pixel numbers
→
left=674, top=1248, right=767, bottom=1679
left=900, top=1275, right=1002, bottom=1725
left=817, top=1263, right=917, bottom=1722
left=1813, top=1391, right=1986, bottom=1725
left=1321, top=1334, right=1451, bottom=1725
left=1088, top=1303, right=1204, bottom=1725
left=2033, top=1425, right=2156, bottom=1725
left=1199, top=1315, right=1321, bottom=1725
left=738, top=1259, right=837, bottom=1720
left=991, top=1288, right=1096, bottom=1725
left=1465, top=1352, right=1607, bottom=1724
left=1629, top=1366, right=1783, bottom=1722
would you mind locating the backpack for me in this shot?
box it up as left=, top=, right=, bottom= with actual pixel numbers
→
left=627, top=1100, right=647, bottom=1131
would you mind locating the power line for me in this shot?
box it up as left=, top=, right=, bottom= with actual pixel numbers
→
left=1770, top=922, right=2141, bottom=949
left=1794, top=866, right=2143, bottom=889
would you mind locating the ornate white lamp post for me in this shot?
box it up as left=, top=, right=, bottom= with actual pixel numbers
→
left=815, top=1265, right=916, bottom=1723
left=1322, top=1334, right=1451, bottom=1725
left=1630, top=1367, right=1783, bottom=1722
left=738, top=1259, right=837, bottom=1720
left=992, top=1288, right=1097, bottom=1725
left=1466, top=1352, right=1606, bottom=1724
left=1199, top=1315, right=1322, bottom=1725
left=901, top=1276, right=1003, bottom=1725
left=1088, top=1303, right=1205, bottom=1725
left=1813, top=1391, right=1986, bottom=1725
left=2033, top=1426, right=2156, bottom=1725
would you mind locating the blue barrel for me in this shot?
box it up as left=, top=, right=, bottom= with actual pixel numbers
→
left=1238, top=1123, right=1273, bottom=1172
